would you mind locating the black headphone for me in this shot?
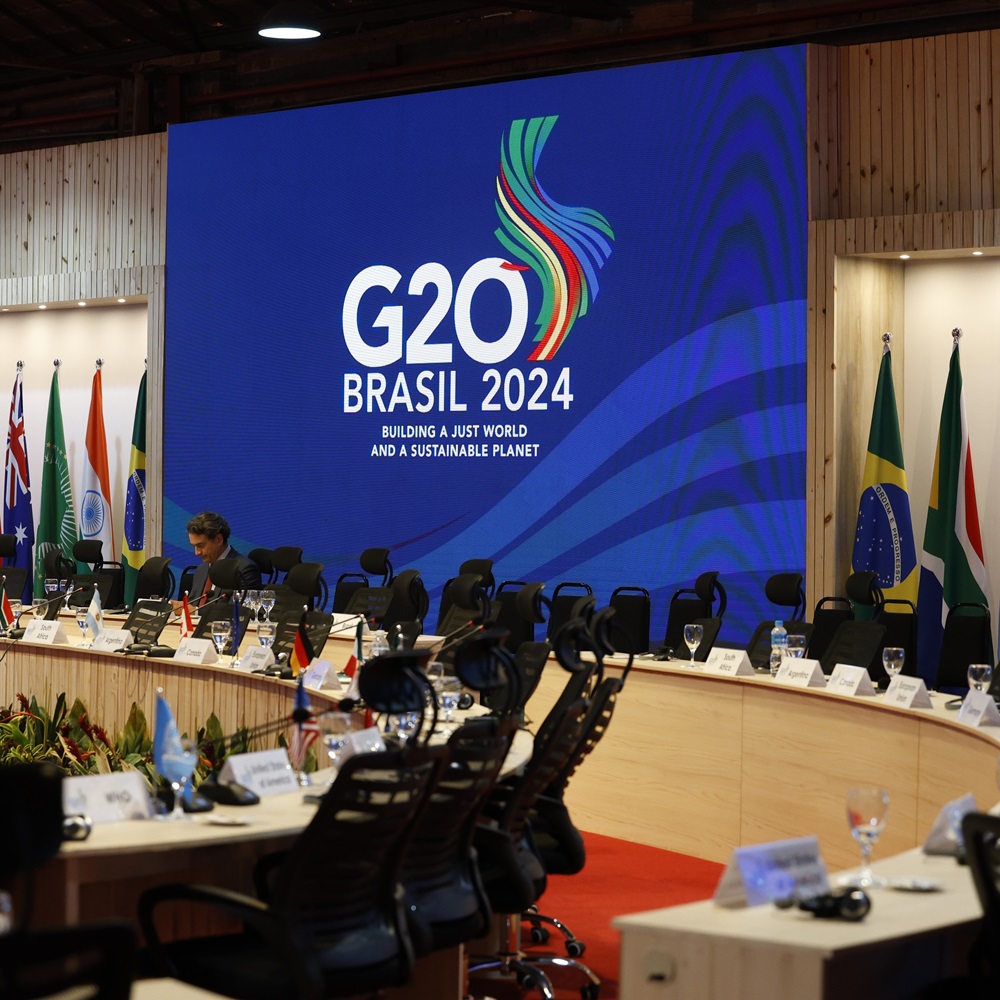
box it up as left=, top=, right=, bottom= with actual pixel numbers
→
left=774, top=886, right=871, bottom=921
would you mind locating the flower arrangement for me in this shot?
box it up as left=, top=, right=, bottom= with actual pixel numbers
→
left=0, top=692, right=255, bottom=788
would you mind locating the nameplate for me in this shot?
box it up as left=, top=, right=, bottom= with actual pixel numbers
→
left=714, top=834, right=828, bottom=908
left=237, top=646, right=274, bottom=673
left=91, top=628, right=133, bottom=653
left=173, top=637, right=219, bottom=664
left=219, top=748, right=299, bottom=796
left=303, top=659, right=339, bottom=691
left=331, top=612, right=370, bottom=634
left=704, top=648, right=755, bottom=677
left=350, top=726, right=387, bottom=755
left=23, top=619, right=69, bottom=644
left=773, top=658, right=826, bottom=688
left=957, top=689, right=1000, bottom=728
left=826, top=663, right=877, bottom=697
left=63, top=772, right=153, bottom=824
left=924, top=792, right=977, bottom=856
left=883, top=674, right=934, bottom=709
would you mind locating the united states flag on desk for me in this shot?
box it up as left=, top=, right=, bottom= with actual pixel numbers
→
left=4, top=367, right=34, bottom=603
left=288, top=675, right=320, bottom=772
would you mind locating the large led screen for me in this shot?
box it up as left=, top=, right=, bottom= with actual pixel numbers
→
left=164, top=45, right=807, bottom=645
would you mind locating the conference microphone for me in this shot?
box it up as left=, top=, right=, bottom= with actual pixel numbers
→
left=774, top=887, right=871, bottom=921
left=2, top=583, right=92, bottom=640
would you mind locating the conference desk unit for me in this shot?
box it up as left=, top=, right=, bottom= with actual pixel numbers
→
left=520, top=653, right=1000, bottom=870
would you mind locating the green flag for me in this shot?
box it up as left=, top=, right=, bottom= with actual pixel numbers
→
left=121, top=372, right=147, bottom=607
left=851, top=341, right=917, bottom=604
left=34, top=368, right=78, bottom=595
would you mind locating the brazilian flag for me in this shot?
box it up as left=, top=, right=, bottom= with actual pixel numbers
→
left=852, top=343, right=918, bottom=604
left=121, top=372, right=147, bottom=607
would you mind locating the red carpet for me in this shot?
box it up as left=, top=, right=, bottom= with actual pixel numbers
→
left=520, top=832, right=725, bottom=999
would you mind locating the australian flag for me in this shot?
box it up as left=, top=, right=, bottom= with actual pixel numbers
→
left=4, top=369, right=34, bottom=603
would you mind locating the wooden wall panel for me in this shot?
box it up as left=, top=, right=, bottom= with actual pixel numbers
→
left=0, top=133, right=166, bottom=556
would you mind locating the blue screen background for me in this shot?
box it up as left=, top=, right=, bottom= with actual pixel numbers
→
left=164, top=45, right=807, bottom=645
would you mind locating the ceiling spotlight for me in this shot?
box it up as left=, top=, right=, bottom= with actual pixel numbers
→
left=899, top=254, right=910, bottom=260
left=972, top=250, right=984, bottom=256
left=38, top=303, right=47, bottom=309
left=78, top=301, right=87, bottom=307
left=117, top=297, right=127, bottom=303
left=259, top=3, right=322, bottom=39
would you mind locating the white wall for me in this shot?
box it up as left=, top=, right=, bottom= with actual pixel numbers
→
left=0, top=304, right=147, bottom=562
left=903, top=258, right=1000, bottom=619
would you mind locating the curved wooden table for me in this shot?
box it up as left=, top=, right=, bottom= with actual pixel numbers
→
left=523, top=654, right=1000, bottom=870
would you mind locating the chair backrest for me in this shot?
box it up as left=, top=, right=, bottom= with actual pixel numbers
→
left=0, top=567, right=28, bottom=602
left=271, top=748, right=440, bottom=990
left=192, top=602, right=251, bottom=655
left=270, top=545, right=303, bottom=580
left=546, top=582, right=593, bottom=641
left=764, top=572, right=806, bottom=621
left=333, top=572, right=369, bottom=613
left=609, top=586, right=650, bottom=653
left=0, top=762, right=64, bottom=882
left=207, top=557, right=242, bottom=595
left=874, top=598, right=918, bottom=681
left=0, top=534, right=16, bottom=562
left=383, top=569, right=429, bottom=633
left=42, top=545, right=75, bottom=587
left=936, top=602, right=993, bottom=690
left=286, top=561, right=329, bottom=611
left=272, top=609, right=334, bottom=661
left=746, top=618, right=813, bottom=672
left=818, top=619, right=887, bottom=675
left=492, top=580, right=535, bottom=649
left=360, top=547, right=394, bottom=586
left=344, top=585, right=394, bottom=627
left=807, top=595, right=853, bottom=661
left=122, top=599, right=173, bottom=645
left=178, top=564, right=197, bottom=598
left=73, top=538, right=104, bottom=569
left=660, top=571, right=726, bottom=653
left=961, top=811, right=1000, bottom=981
left=248, top=547, right=276, bottom=584
left=844, top=570, right=885, bottom=621
left=435, top=572, right=495, bottom=636
left=134, top=555, right=175, bottom=602
left=0, top=921, right=136, bottom=1000
left=68, top=572, right=116, bottom=609
left=400, top=716, right=514, bottom=953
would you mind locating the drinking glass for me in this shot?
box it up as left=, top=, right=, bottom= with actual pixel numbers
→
left=75, top=608, right=90, bottom=647
left=683, top=623, right=703, bottom=666
left=157, top=737, right=199, bottom=821
left=968, top=663, right=992, bottom=693
left=318, top=711, right=361, bottom=776
left=211, top=619, right=232, bottom=658
left=846, top=785, right=890, bottom=888
left=8, top=601, right=21, bottom=626
left=257, top=621, right=276, bottom=648
left=388, top=712, right=419, bottom=743
left=433, top=675, right=463, bottom=723
left=883, top=647, right=905, bottom=682
left=31, top=598, right=46, bottom=619
left=259, top=589, right=276, bottom=622
left=245, top=590, right=260, bottom=622
left=44, top=578, right=59, bottom=599
left=786, top=634, right=806, bottom=659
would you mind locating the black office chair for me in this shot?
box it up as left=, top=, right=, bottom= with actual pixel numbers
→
left=269, top=561, right=329, bottom=616
left=269, top=545, right=303, bottom=582
left=745, top=572, right=814, bottom=671
left=608, top=585, right=650, bottom=654
left=468, top=693, right=589, bottom=1000
left=0, top=566, right=27, bottom=603
left=818, top=619, right=887, bottom=676
left=935, top=602, right=993, bottom=692
left=341, top=548, right=396, bottom=626
left=192, top=602, right=250, bottom=656
left=844, top=570, right=885, bottom=621
left=140, top=746, right=439, bottom=1000
left=41, top=544, right=75, bottom=590
left=874, top=597, right=918, bottom=683
left=332, top=572, right=368, bottom=613
left=360, top=546, right=394, bottom=586
left=806, top=595, right=854, bottom=662
left=122, top=598, right=174, bottom=646
left=271, top=609, right=334, bottom=662
left=72, top=538, right=125, bottom=609
left=0, top=761, right=137, bottom=998
left=133, top=555, right=175, bottom=602
left=492, top=580, right=537, bottom=650
left=657, top=571, right=727, bottom=657
left=435, top=572, right=498, bottom=638
left=437, top=559, right=496, bottom=632
left=382, top=569, right=429, bottom=633
left=546, top=582, right=593, bottom=642
left=952, top=812, right=1000, bottom=997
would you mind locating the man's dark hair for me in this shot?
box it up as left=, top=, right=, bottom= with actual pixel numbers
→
left=186, top=510, right=231, bottom=542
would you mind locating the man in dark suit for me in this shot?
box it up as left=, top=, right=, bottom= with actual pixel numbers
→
left=185, top=511, right=262, bottom=606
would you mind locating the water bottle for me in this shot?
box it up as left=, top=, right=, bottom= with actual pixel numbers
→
left=769, top=619, right=787, bottom=676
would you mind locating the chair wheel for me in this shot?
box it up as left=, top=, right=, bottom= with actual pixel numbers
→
left=566, top=939, right=586, bottom=958
left=530, top=926, right=550, bottom=945
left=581, top=985, right=599, bottom=1000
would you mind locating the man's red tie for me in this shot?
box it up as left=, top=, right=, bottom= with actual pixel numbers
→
left=199, top=568, right=212, bottom=607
